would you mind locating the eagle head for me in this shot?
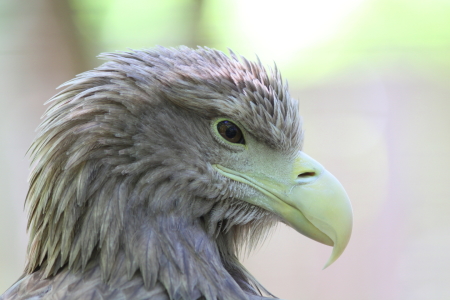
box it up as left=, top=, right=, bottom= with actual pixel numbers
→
left=24, top=46, right=352, bottom=299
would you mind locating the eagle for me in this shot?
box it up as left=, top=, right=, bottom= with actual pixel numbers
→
left=1, top=46, right=352, bottom=300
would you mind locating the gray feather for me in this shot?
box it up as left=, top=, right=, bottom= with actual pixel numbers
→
left=3, top=46, right=303, bottom=300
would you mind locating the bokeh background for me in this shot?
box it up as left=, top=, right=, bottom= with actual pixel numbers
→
left=1, top=0, right=450, bottom=299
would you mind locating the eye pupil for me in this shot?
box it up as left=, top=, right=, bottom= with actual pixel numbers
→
left=217, top=121, right=245, bottom=144
left=225, top=126, right=237, bottom=139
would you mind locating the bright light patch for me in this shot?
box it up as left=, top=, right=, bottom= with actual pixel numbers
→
left=233, top=0, right=367, bottom=63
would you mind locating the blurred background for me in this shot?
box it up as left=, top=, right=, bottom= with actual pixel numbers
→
left=1, top=0, right=450, bottom=299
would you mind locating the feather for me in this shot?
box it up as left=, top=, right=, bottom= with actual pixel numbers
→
left=3, top=46, right=304, bottom=300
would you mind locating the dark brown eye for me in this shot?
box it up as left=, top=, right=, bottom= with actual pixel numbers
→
left=217, top=121, right=245, bottom=144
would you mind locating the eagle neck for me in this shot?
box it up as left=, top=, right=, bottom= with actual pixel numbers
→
left=122, top=209, right=251, bottom=300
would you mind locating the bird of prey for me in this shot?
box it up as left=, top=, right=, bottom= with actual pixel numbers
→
left=1, top=46, right=352, bottom=300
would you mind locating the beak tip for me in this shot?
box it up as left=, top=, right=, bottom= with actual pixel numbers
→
left=322, top=234, right=352, bottom=270
left=322, top=256, right=335, bottom=270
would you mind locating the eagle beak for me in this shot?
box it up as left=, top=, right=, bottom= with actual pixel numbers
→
left=214, top=152, right=353, bottom=268
left=284, top=152, right=353, bottom=268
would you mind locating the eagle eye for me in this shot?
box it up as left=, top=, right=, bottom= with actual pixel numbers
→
left=217, top=121, right=245, bottom=144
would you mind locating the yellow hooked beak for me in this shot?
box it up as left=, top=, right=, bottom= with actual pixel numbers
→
left=214, top=151, right=353, bottom=268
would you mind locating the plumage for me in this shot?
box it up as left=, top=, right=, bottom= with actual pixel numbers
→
left=1, top=46, right=352, bottom=300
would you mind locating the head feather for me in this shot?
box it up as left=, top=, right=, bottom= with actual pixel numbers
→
left=25, top=46, right=302, bottom=298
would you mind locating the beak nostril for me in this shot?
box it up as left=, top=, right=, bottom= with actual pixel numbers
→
left=298, top=171, right=316, bottom=178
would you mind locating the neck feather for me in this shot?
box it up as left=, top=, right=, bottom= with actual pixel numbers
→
left=121, top=214, right=256, bottom=299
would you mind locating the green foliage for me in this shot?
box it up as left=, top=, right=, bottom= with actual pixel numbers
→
left=69, top=0, right=450, bottom=84
left=289, top=0, right=450, bottom=85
